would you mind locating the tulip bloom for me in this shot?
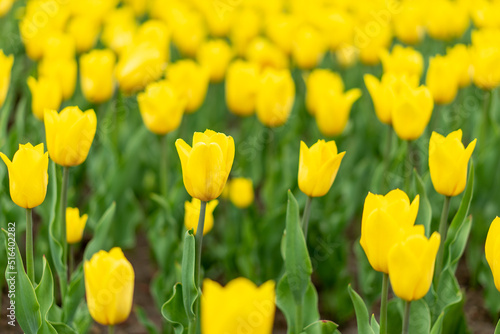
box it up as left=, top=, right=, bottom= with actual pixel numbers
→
left=357, top=25, right=392, bottom=66
left=184, top=198, right=218, bottom=235
left=393, top=3, right=425, bottom=45
left=228, top=178, right=254, bottom=209
left=360, top=189, right=421, bottom=273
left=305, top=69, right=344, bottom=116
left=80, top=49, right=116, bottom=104
left=230, top=8, right=261, bottom=56
left=317, top=8, right=354, bottom=51
left=388, top=232, right=440, bottom=301
left=256, top=68, right=295, bottom=127
left=166, top=60, right=209, bottom=113
left=266, top=13, right=299, bottom=55
left=44, top=106, right=97, bottom=167
left=245, top=37, right=289, bottom=70
left=67, top=16, right=100, bottom=53
left=429, top=130, right=476, bottom=197
left=176, top=130, right=235, bottom=202
left=66, top=207, right=88, bottom=244
left=137, top=80, right=185, bottom=135
left=291, top=25, right=325, bottom=70
left=84, top=247, right=135, bottom=326
left=315, top=88, right=362, bottom=137
left=392, top=84, right=433, bottom=140
left=380, top=45, right=424, bottom=78
left=426, top=55, right=459, bottom=105
left=0, top=50, right=13, bottom=109
left=101, top=7, right=137, bottom=55
left=0, top=143, right=49, bottom=209
left=43, top=32, right=76, bottom=60
left=197, top=39, right=233, bottom=83
left=298, top=140, right=345, bottom=198
left=485, top=217, right=500, bottom=291
left=202, top=278, right=275, bottom=334
left=425, top=0, right=469, bottom=41
left=225, top=60, right=260, bottom=117
left=38, top=58, right=77, bottom=100
left=27, top=76, right=62, bottom=121
left=170, top=8, right=207, bottom=57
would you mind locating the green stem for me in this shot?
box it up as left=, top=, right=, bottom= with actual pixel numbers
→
left=69, top=244, right=74, bottom=277
left=295, top=302, right=303, bottom=334
left=60, top=166, right=70, bottom=299
left=479, top=89, right=493, bottom=155
left=193, top=201, right=207, bottom=330
left=435, top=196, right=451, bottom=284
left=160, top=135, right=168, bottom=197
left=380, top=273, right=389, bottom=334
left=404, top=141, right=412, bottom=193
left=108, top=325, right=115, bottom=334
left=26, top=208, right=34, bottom=283
left=402, top=301, right=411, bottom=334
left=302, top=196, right=313, bottom=241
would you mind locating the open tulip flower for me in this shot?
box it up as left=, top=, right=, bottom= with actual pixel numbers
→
left=185, top=198, right=218, bottom=235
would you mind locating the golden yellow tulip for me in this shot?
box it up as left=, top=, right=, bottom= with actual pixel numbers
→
left=184, top=198, right=218, bottom=235
left=429, top=129, right=476, bottom=197
left=305, top=69, right=344, bottom=116
left=122, top=0, right=146, bottom=16
left=38, top=58, right=77, bottom=101
left=84, top=247, right=134, bottom=326
left=175, top=130, right=235, bottom=202
left=266, top=13, right=299, bottom=55
left=471, top=1, right=500, bottom=29
left=426, top=55, right=459, bottom=105
left=315, top=88, right=362, bottom=137
left=292, top=24, right=325, bottom=70
left=393, top=2, right=425, bottom=45
left=392, top=84, right=433, bottom=140
left=80, top=49, right=116, bottom=104
left=66, top=207, right=88, bottom=244
left=70, top=0, right=118, bottom=23
left=425, top=0, right=469, bottom=41
left=0, top=50, right=13, bottom=109
left=380, top=45, right=424, bottom=78
left=67, top=16, right=100, bottom=53
left=0, top=143, right=49, bottom=209
left=228, top=178, right=254, bottom=209
left=485, top=217, right=500, bottom=291
left=27, top=76, right=62, bottom=121
left=197, top=39, right=233, bottom=83
left=230, top=8, right=261, bottom=56
left=336, top=44, right=359, bottom=68
left=134, top=20, right=170, bottom=57
left=44, top=106, right=97, bottom=167
left=245, top=37, right=289, bottom=70
left=200, top=2, right=234, bottom=37
left=447, top=44, right=472, bottom=88
left=225, top=60, right=260, bottom=117
left=101, top=7, right=137, bottom=55
left=357, top=25, right=392, bottom=66
left=298, top=140, right=346, bottom=198
left=317, top=8, right=354, bottom=50
left=166, top=60, right=209, bottom=113
left=256, top=68, right=295, bottom=127
left=43, top=31, right=76, bottom=60
left=202, top=278, right=275, bottom=334
left=471, top=28, right=500, bottom=90
left=171, top=8, right=207, bottom=57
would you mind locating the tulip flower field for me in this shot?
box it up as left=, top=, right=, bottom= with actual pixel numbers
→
left=2, top=0, right=500, bottom=333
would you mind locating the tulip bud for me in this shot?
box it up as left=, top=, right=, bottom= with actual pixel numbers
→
left=27, top=76, right=62, bottom=121
left=256, top=68, right=295, bottom=127
left=471, top=29, right=500, bottom=90
left=101, top=7, right=137, bottom=55
left=299, top=140, right=345, bottom=198
left=171, top=8, right=207, bottom=57
left=486, top=217, right=500, bottom=291
left=184, top=198, right=218, bottom=235
left=305, top=69, right=344, bottom=116
left=426, top=55, right=460, bottom=105
left=80, top=49, right=116, bottom=104
left=38, top=58, right=77, bottom=100
left=202, top=278, right=275, bottom=334
left=447, top=44, right=472, bottom=88
left=122, top=0, right=146, bottom=17
left=471, top=1, right=500, bottom=29
left=166, top=60, right=209, bottom=113
left=426, top=0, right=469, bottom=41
left=175, top=129, right=235, bottom=202
left=137, top=80, right=185, bottom=135
left=392, top=84, right=433, bottom=140
left=393, top=2, right=425, bottom=45
left=388, top=232, right=440, bottom=301
left=429, top=129, right=476, bottom=197
left=67, top=16, right=100, bottom=53
left=356, top=24, right=392, bottom=66
left=197, top=39, right=233, bottom=83
left=0, top=143, right=49, bottom=209
left=245, top=37, right=289, bottom=70
left=315, top=88, right=362, bottom=137
left=360, top=189, right=421, bottom=274
left=44, top=106, right=97, bottom=167
left=225, top=60, right=260, bottom=117
left=292, top=24, right=325, bottom=70
left=266, top=13, right=300, bottom=55
left=43, top=31, right=76, bottom=60
left=66, top=207, right=88, bottom=244
left=228, top=178, right=254, bottom=209
left=0, top=50, right=13, bottom=109
left=0, top=0, right=14, bottom=17
left=317, top=8, right=354, bottom=50
left=201, top=2, right=234, bottom=37
left=84, top=247, right=135, bottom=326
left=380, top=45, right=424, bottom=79
left=336, top=44, right=359, bottom=68
left=230, top=8, right=261, bottom=56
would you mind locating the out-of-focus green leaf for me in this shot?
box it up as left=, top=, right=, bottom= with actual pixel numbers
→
left=301, top=320, right=339, bottom=334
left=370, top=314, right=380, bottom=334
left=83, top=201, right=116, bottom=260
left=413, top=170, right=432, bottom=237
left=409, top=299, right=431, bottom=334
left=347, top=285, right=374, bottom=334
left=63, top=263, right=85, bottom=323
left=161, top=283, right=189, bottom=334
left=181, top=230, right=198, bottom=320
left=135, top=306, right=160, bottom=334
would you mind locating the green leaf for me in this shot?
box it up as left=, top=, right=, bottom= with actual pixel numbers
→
left=181, top=230, right=198, bottom=321
left=409, top=299, right=431, bottom=334
left=433, top=268, right=463, bottom=321
left=444, top=215, right=472, bottom=274
left=35, top=257, right=57, bottom=334
left=413, top=170, right=432, bottom=237
left=430, top=312, right=444, bottom=334
left=63, top=263, right=85, bottom=324
left=135, top=306, right=160, bottom=334
left=48, top=162, right=66, bottom=282
left=495, top=318, right=500, bottom=334
left=47, top=322, right=78, bottom=334
left=370, top=314, right=380, bottom=334
left=3, top=228, right=42, bottom=333
left=301, top=320, right=339, bottom=334
left=84, top=202, right=116, bottom=260
left=347, top=285, right=375, bottom=334
left=161, top=283, right=189, bottom=334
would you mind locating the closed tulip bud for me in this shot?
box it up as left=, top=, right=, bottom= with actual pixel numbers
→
left=184, top=198, right=218, bottom=235
left=360, top=189, right=421, bottom=273
left=471, top=29, right=500, bottom=90
left=318, top=8, right=354, bottom=50
left=315, top=88, right=362, bottom=137
left=380, top=45, right=424, bottom=78
left=426, top=0, right=469, bottom=41
left=336, top=44, right=359, bottom=68
left=0, top=50, right=13, bottom=109
left=202, top=278, right=275, bottom=334
left=225, top=60, right=260, bottom=117
left=122, top=0, right=146, bottom=16
left=197, top=39, right=233, bottom=83
left=84, top=247, right=134, bottom=326
left=305, top=69, right=344, bottom=116
left=171, top=9, right=207, bottom=57
left=292, top=25, right=325, bottom=70
left=357, top=25, right=392, bottom=66
left=429, top=129, right=476, bottom=197
left=70, top=0, right=118, bottom=23
left=245, top=37, right=289, bottom=70
left=393, top=3, right=425, bottom=45
left=230, top=8, right=261, bottom=56
left=228, top=178, right=254, bottom=208
left=176, top=130, right=235, bottom=202
left=388, top=232, right=440, bottom=301
left=137, top=80, right=185, bottom=135
left=485, top=217, right=500, bottom=291
left=298, top=140, right=345, bottom=198
left=166, top=60, right=209, bottom=113
left=43, top=32, right=76, bottom=60
left=134, top=20, right=170, bottom=57
left=471, top=1, right=500, bottom=29
left=38, top=58, right=77, bottom=100
left=80, top=49, right=116, bottom=104
left=27, top=76, right=62, bottom=121
left=201, top=3, right=234, bottom=37
left=66, top=207, right=88, bottom=244
left=101, top=7, right=137, bottom=55
left=426, top=55, right=459, bottom=105
left=447, top=44, right=472, bottom=88
left=0, top=143, right=49, bottom=209
left=44, top=106, right=97, bottom=167
left=392, top=84, right=433, bottom=140
left=256, top=68, right=295, bottom=127
left=67, top=16, right=100, bottom=53
left=266, top=13, right=300, bottom=55
left=0, top=0, right=14, bottom=17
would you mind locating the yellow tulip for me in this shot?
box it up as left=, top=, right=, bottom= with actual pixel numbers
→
left=393, top=2, right=425, bottom=45
left=266, top=13, right=300, bottom=55
left=44, top=106, right=97, bottom=167
left=200, top=2, right=234, bottom=37
left=122, top=0, right=147, bottom=16
left=485, top=217, right=500, bottom=291
left=67, top=16, right=100, bottom=53
left=426, top=55, right=459, bottom=105
left=336, top=44, right=359, bottom=68
left=0, top=0, right=14, bottom=17
left=380, top=45, right=424, bottom=78
left=0, top=143, right=49, bottom=209
left=292, top=24, right=325, bottom=70
left=447, top=44, right=472, bottom=88
left=66, top=207, right=88, bottom=244
left=225, top=60, right=260, bottom=117
left=70, top=0, right=118, bottom=23
left=245, top=37, right=289, bottom=70
left=471, top=28, right=500, bottom=90
left=305, top=69, right=344, bottom=116
left=84, top=247, right=134, bottom=326
left=134, top=20, right=170, bottom=57
left=166, top=60, right=209, bottom=113
left=388, top=232, right=440, bottom=301
left=43, top=31, right=76, bottom=60
left=230, top=8, right=261, bottom=56
left=317, top=8, right=354, bottom=50
left=184, top=198, right=218, bottom=235
left=0, top=50, right=13, bottom=109
left=256, top=68, right=295, bottom=127
left=27, top=76, right=62, bottom=121
left=228, top=178, right=254, bottom=209
left=392, top=84, right=433, bottom=141
left=298, top=140, right=346, bottom=198
left=426, top=0, right=469, bottom=41
left=175, top=130, right=235, bottom=202
left=137, top=80, right=185, bottom=135
left=202, top=278, right=275, bottom=334
left=171, top=8, right=207, bottom=57
left=101, top=7, right=137, bottom=55
left=315, top=88, right=362, bottom=137
left=356, top=24, right=392, bottom=66
left=80, top=49, right=116, bottom=104
left=197, top=39, right=233, bottom=83
left=471, top=1, right=500, bottom=29
left=360, top=189, right=421, bottom=274
left=38, top=58, right=77, bottom=100
left=429, top=129, right=476, bottom=197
